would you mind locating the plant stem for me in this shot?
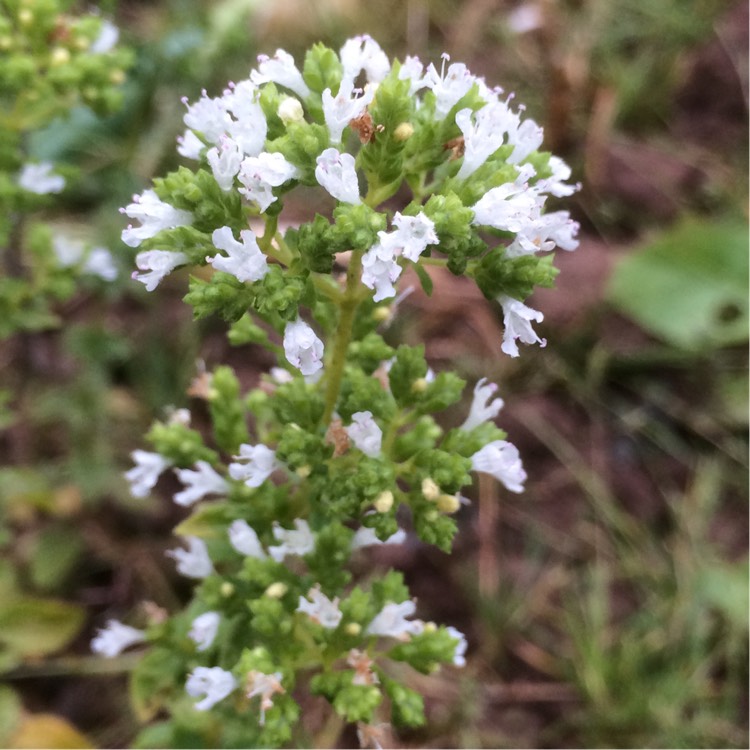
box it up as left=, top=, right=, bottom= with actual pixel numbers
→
left=321, top=250, right=364, bottom=424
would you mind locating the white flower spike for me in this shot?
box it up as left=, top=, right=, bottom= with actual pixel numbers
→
left=297, top=587, right=343, bottom=629
left=268, top=519, right=315, bottom=562
left=471, top=439, right=527, bottom=493
left=174, top=461, right=229, bottom=507
left=228, top=443, right=279, bottom=488
left=186, top=667, right=237, bottom=711
left=365, top=601, right=424, bottom=640
left=121, top=190, right=193, bottom=248
left=283, top=319, right=324, bottom=376
left=166, top=536, right=214, bottom=578
left=228, top=520, right=267, bottom=559
left=91, top=620, right=146, bottom=658
left=498, top=294, right=546, bottom=357
left=125, top=449, right=171, bottom=498
left=315, top=148, right=361, bottom=205
left=207, top=227, right=269, bottom=283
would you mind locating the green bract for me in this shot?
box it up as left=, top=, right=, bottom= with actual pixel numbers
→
left=107, top=34, right=580, bottom=748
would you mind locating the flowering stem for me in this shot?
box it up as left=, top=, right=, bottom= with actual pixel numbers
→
left=321, top=250, right=364, bottom=425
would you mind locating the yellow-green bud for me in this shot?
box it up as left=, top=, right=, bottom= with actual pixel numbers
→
left=220, top=582, right=235, bottom=597
left=18, top=9, right=33, bottom=25
left=423, top=621, right=438, bottom=633
left=437, top=493, right=460, bottom=514
left=296, top=465, right=311, bottom=478
left=411, top=377, right=428, bottom=393
left=394, top=122, right=414, bottom=141
left=421, top=477, right=440, bottom=501
left=0, top=37, right=13, bottom=51
left=50, top=47, right=71, bottom=66
left=373, top=490, right=394, bottom=513
left=278, top=97, right=304, bottom=124
left=109, top=69, right=126, bottom=85
left=372, top=305, right=391, bottom=322
left=74, top=36, right=90, bottom=51
left=345, top=622, right=362, bottom=636
left=265, top=582, right=288, bottom=599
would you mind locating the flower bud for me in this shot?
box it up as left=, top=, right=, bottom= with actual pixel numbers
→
left=394, top=122, right=414, bottom=142
left=278, top=97, right=304, bottom=124
left=296, top=465, right=311, bottom=478
left=372, top=305, right=391, bottom=322
left=18, top=9, right=33, bottom=25
left=373, top=490, right=394, bottom=513
left=109, top=69, right=126, bottom=85
left=411, top=377, right=428, bottom=393
left=436, top=493, right=460, bottom=514
left=50, top=47, right=71, bottom=66
left=421, top=477, right=440, bottom=501
left=345, top=622, right=362, bottom=636
left=423, top=621, right=438, bottom=633
left=265, top=582, right=288, bottom=599
left=220, top=582, right=235, bottom=597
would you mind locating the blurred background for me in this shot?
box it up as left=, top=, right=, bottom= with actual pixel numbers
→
left=0, top=0, right=747, bottom=747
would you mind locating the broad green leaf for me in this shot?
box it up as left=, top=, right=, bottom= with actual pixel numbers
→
left=608, top=217, right=749, bottom=350
left=0, top=597, right=85, bottom=657
left=29, top=525, right=85, bottom=591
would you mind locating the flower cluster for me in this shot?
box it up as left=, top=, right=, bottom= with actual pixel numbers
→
left=99, top=35, right=578, bottom=748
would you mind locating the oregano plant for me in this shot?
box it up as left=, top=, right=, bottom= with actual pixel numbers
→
left=93, top=35, right=580, bottom=748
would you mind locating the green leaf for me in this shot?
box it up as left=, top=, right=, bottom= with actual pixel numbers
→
left=29, top=524, right=85, bottom=591
left=413, top=262, right=433, bottom=296
left=0, top=686, right=22, bottom=746
left=608, top=217, right=749, bottom=350
left=0, top=597, right=85, bottom=657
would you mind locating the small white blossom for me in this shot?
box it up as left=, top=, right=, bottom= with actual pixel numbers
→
left=268, top=519, right=315, bottom=562
left=228, top=520, right=267, bottom=558
left=188, top=612, right=220, bottom=652
left=52, top=237, right=118, bottom=281
left=125, top=449, right=171, bottom=498
left=365, top=600, right=424, bottom=640
left=283, top=319, right=324, bottom=376
left=206, top=137, right=243, bottom=191
left=446, top=625, right=468, bottom=667
left=174, top=461, right=229, bottom=507
left=207, top=227, right=268, bottom=283
left=177, top=129, right=205, bottom=159
left=90, top=20, right=119, bottom=54
left=121, top=190, right=193, bottom=248
left=132, top=250, right=188, bottom=292
left=456, top=102, right=517, bottom=178
left=322, top=77, right=375, bottom=143
left=238, top=151, right=299, bottom=212
left=537, top=155, right=579, bottom=197
left=351, top=527, right=407, bottom=550
left=389, top=211, right=439, bottom=262
left=498, top=294, right=546, bottom=357
left=423, top=55, right=475, bottom=119
left=340, top=35, right=390, bottom=85
left=297, top=587, right=343, bottom=629
left=251, top=49, right=310, bottom=99
left=277, top=96, right=304, bottom=124
left=228, top=443, right=279, bottom=488
left=186, top=667, right=237, bottom=711
left=508, top=118, right=544, bottom=165
left=223, top=81, right=268, bottom=157
left=508, top=3, right=544, bottom=34
left=182, top=92, right=231, bottom=145
left=471, top=439, right=527, bottom=493
left=461, top=378, right=504, bottom=431
left=506, top=210, right=580, bottom=257
left=398, top=55, right=426, bottom=95
left=18, top=162, right=65, bottom=194
left=91, top=620, right=145, bottom=658
left=470, top=181, right=539, bottom=233
left=361, top=242, right=402, bottom=302
left=166, top=536, right=213, bottom=578
left=270, top=367, right=293, bottom=384
left=315, top=148, right=360, bottom=204
left=345, top=411, right=383, bottom=457
left=246, top=670, right=285, bottom=726
left=83, top=247, right=118, bottom=280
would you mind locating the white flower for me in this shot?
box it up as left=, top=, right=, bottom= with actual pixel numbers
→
left=18, top=162, right=65, bottom=194
left=498, top=294, right=546, bottom=357
left=124, top=449, right=171, bottom=498
left=251, top=49, right=310, bottom=99
left=508, top=3, right=544, bottom=34
left=174, top=461, right=229, bottom=507
left=83, top=247, right=118, bottom=281
left=166, top=536, right=214, bottom=578
left=471, top=439, right=527, bottom=493
left=206, top=137, right=243, bottom=191
left=389, top=211, right=439, bottom=262
left=228, top=443, right=279, bottom=488
left=182, top=93, right=231, bottom=146
left=423, top=54, right=475, bottom=118
left=365, top=601, right=424, bottom=640
left=537, top=155, right=579, bottom=198
left=186, top=666, right=237, bottom=711
left=361, top=242, right=402, bottom=302
left=228, top=520, right=267, bottom=558
left=297, top=587, right=343, bottom=629
left=207, top=227, right=268, bottom=283
left=223, top=81, right=268, bottom=157
left=283, top=319, right=324, bottom=376
left=508, top=118, right=544, bottom=165
left=132, top=250, right=189, bottom=291
left=351, top=527, right=407, bottom=550
left=268, top=519, right=315, bottom=562
left=90, top=20, right=119, bottom=54
left=315, top=148, right=360, bottom=204
left=398, top=55, right=426, bottom=95
left=470, top=181, right=539, bottom=233
left=246, top=670, right=285, bottom=726
left=345, top=411, right=383, bottom=457
left=322, top=77, right=375, bottom=143
left=445, top=626, right=468, bottom=667
left=177, top=129, right=205, bottom=160
left=461, top=378, right=504, bottom=430
left=52, top=236, right=84, bottom=267
left=188, top=612, right=220, bottom=652
left=121, top=190, right=193, bottom=248
left=91, top=620, right=145, bottom=658
left=456, top=102, right=517, bottom=178
left=238, top=151, right=299, bottom=212
left=340, top=35, right=390, bottom=85
left=506, top=210, right=580, bottom=257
